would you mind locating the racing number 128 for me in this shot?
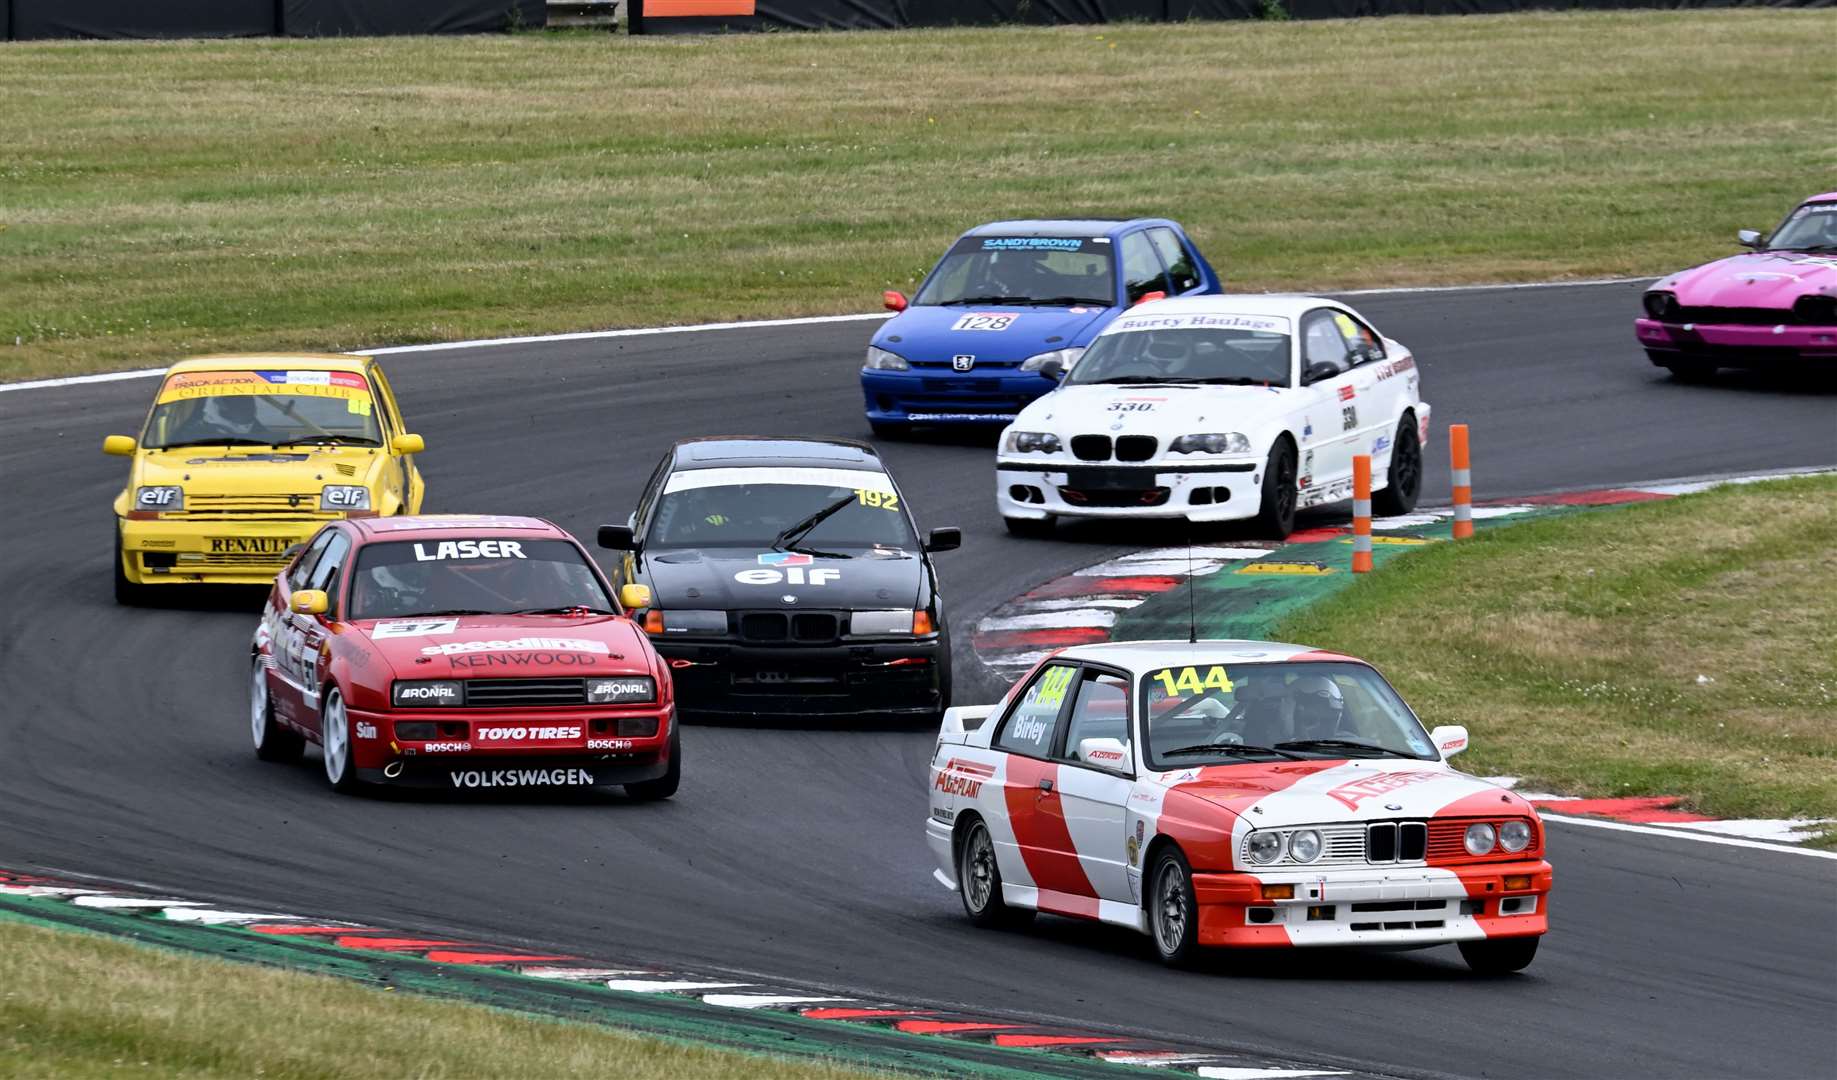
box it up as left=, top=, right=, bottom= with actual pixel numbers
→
left=855, top=489, right=899, bottom=511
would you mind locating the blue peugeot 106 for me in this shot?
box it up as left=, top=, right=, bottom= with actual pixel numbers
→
left=861, top=219, right=1222, bottom=436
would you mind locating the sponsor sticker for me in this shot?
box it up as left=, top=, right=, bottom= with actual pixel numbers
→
left=156, top=369, right=371, bottom=405
left=587, top=738, right=635, bottom=751
left=355, top=722, right=378, bottom=740
left=907, top=412, right=1018, bottom=422
left=423, top=741, right=471, bottom=753
left=412, top=540, right=526, bottom=561
left=934, top=758, right=995, bottom=799
left=757, top=551, right=813, bottom=567
left=420, top=637, right=610, bottom=657
left=950, top=313, right=1016, bottom=332
left=1337, top=385, right=1356, bottom=402
left=980, top=237, right=1087, bottom=251
left=372, top=618, right=460, bottom=639
left=209, top=537, right=295, bottom=554
left=449, top=768, right=597, bottom=789
left=1325, top=770, right=1442, bottom=810
left=734, top=567, right=839, bottom=586
left=475, top=726, right=584, bottom=742
left=1110, top=313, right=1289, bottom=334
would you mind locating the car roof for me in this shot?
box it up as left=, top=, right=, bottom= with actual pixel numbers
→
left=348, top=514, right=568, bottom=542
left=671, top=436, right=885, bottom=473
left=1051, top=639, right=1364, bottom=670
left=962, top=218, right=1179, bottom=240
left=1806, top=191, right=1837, bottom=204
left=165, top=353, right=372, bottom=375
left=1105, top=294, right=1344, bottom=324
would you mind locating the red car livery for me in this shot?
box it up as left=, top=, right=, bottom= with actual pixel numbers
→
left=927, top=641, right=1550, bottom=973
left=250, top=514, right=679, bottom=799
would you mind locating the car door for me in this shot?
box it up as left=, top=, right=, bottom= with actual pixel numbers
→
left=1332, top=308, right=1406, bottom=462
left=988, top=660, right=1094, bottom=914
left=283, top=528, right=351, bottom=733
left=368, top=365, right=418, bottom=513
left=1051, top=666, right=1137, bottom=905
left=1297, top=308, right=1359, bottom=499
left=1146, top=228, right=1205, bottom=297
left=1119, top=231, right=1172, bottom=305
left=266, top=527, right=336, bottom=724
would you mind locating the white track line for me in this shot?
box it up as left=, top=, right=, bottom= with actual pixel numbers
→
left=1541, top=813, right=1837, bottom=860
left=0, top=278, right=1657, bottom=395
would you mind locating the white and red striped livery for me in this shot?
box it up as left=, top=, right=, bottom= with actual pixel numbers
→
left=926, top=640, right=1551, bottom=972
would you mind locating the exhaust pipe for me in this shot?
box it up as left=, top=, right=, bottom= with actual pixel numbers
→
left=383, top=760, right=404, bottom=779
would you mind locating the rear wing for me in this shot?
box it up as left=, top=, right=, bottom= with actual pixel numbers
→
left=937, top=705, right=996, bottom=746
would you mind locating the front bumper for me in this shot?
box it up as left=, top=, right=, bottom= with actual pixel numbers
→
left=1192, top=859, right=1552, bottom=948
left=997, top=459, right=1263, bottom=522
left=344, top=703, right=673, bottom=786
left=1636, top=318, right=1837, bottom=365
left=861, top=369, right=1051, bottom=425
left=653, top=636, right=945, bottom=719
left=118, top=515, right=322, bottom=586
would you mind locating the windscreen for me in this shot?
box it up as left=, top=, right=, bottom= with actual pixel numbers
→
left=348, top=538, right=612, bottom=620
left=913, top=236, right=1115, bottom=307
left=1766, top=202, right=1837, bottom=252
left=650, top=468, right=918, bottom=552
left=142, top=370, right=382, bottom=450
left=1067, top=315, right=1292, bottom=387
left=1142, top=661, right=1435, bottom=768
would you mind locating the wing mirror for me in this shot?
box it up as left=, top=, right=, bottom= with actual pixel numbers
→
left=1303, top=361, right=1341, bottom=385
left=290, top=590, right=329, bottom=616
left=1078, top=737, right=1130, bottom=769
left=923, top=527, right=961, bottom=553
left=391, top=433, right=425, bottom=454
left=103, top=435, right=137, bottom=456
left=618, top=583, right=653, bottom=610
left=597, top=524, right=638, bottom=550
left=883, top=290, right=909, bottom=313
left=1430, top=725, right=1469, bottom=758
left=1132, top=290, right=1166, bottom=307
left=1036, top=359, right=1065, bottom=381
left=1736, top=229, right=1764, bottom=249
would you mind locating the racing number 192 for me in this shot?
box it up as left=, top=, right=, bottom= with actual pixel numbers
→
left=855, top=489, right=899, bottom=512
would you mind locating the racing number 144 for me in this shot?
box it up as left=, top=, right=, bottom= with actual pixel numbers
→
left=1154, top=666, right=1234, bottom=697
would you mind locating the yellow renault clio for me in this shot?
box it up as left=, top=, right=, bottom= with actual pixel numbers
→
left=104, top=355, right=427, bottom=603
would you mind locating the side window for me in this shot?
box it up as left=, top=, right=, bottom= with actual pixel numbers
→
left=1060, top=670, right=1132, bottom=769
left=304, top=531, right=352, bottom=610
left=1147, top=229, right=1200, bottom=294
left=287, top=528, right=337, bottom=591
left=366, top=373, right=397, bottom=435
left=1120, top=232, right=1171, bottom=304
left=996, top=662, right=1077, bottom=758
left=634, top=453, right=674, bottom=532
left=1331, top=311, right=1385, bottom=365
left=1301, top=310, right=1353, bottom=381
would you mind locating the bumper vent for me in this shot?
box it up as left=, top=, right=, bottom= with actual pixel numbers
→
left=1366, top=821, right=1428, bottom=863
left=738, top=612, right=840, bottom=644
left=1115, top=435, right=1157, bottom=461
left=463, top=678, right=586, bottom=707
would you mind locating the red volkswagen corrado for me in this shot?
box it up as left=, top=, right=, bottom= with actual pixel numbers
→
left=250, top=514, right=678, bottom=799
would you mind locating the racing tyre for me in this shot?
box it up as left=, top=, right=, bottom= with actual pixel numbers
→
left=1149, top=847, right=1203, bottom=968
left=625, top=723, right=681, bottom=801
left=1373, top=414, right=1422, bottom=517
left=869, top=421, right=913, bottom=440
left=958, top=819, right=1031, bottom=929
left=320, top=689, right=363, bottom=794
left=250, top=661, right=304, bottom=764
left=1458, top=935, right=1540, bottom=975
left=1251, top=439, right=1298, bottom=540
left=113, top=531, right=151, bottom=606
left=1003, top=515, right=1055, bottom=539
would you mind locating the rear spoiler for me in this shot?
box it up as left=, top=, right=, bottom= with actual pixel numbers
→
left=938, top=705, right=996, bottom=745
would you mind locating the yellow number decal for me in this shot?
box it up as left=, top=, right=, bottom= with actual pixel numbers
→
left=855, top=489, right=899, bottom=512
left=1035, top=665, right=1075, bottom=708
left=346, top=397, right=373, bottom=417
left=1153, top=666, right=1234, bottom=696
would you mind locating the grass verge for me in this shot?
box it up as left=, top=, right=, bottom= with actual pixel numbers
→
left=1276, top=475, right=1837, bottom=845
left=2, top=10, right=1834, bottom=380
left=0, top=918, right=879, bottom=1080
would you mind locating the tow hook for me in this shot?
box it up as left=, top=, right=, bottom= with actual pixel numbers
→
left=383, top=760, right=404, bottom=779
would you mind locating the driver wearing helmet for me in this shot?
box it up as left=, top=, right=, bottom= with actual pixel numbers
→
left=1289, top=673, right=1349, bottom=740
left=171, top=393, right=263, bottom=444
left=1233, top=670, right=1294, bottom=747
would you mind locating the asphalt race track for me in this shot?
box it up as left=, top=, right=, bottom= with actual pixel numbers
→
left=3, top=280, right=1834, bottom=1079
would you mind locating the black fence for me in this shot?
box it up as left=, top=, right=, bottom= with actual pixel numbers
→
left=629, top=0, right=1825, bottom=34
left=3, top=0, right=547, bottom=39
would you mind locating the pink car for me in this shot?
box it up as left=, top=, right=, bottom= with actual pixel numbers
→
left=1636, top=193, right=1837, bottom=379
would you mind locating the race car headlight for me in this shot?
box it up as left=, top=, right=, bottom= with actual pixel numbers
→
left=1019, top=346, right=1085, bottom=372
left=851, top=609, right=918, bottom=636
left=134, top=485, right=184, bottom=512
left=1498, top=819, right=1533, bottom=853
left=1464, top=822, right=1498, bottom=856
left=392, top=680, right=463, bottom=708
left=1245, top=830, right=1284, bottom=865
left=320, top=485, right=371, bottom=512
left=863, top=346, right=909, bottom=371
left=1170, top=433, right=1251, bottom=455
left=1002, top=430, right=1061, bottom=454
left=588, top=676, right=656, bottom=705
left=1642, top=290, right=1680, bottom=321
left=648, top=609, right=727, bottom=636
left=1287, top=829, right=1322, bottom=864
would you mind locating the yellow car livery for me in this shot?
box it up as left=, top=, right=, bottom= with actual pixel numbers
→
left=104, top=354, right=427, bottom=601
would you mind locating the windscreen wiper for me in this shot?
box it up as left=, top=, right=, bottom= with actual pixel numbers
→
left=938, top=296, right=1025, bottom=306
left=505, top=605, right=618, bottom=616
left=771, top=494, right=856, bottom=553
left=1275, top=738, right=1418, bottom=759
left=407, top=609, right=496, bottom=617
left=1019, top=296, right=1113, bottom=307
left=271, top=435, right=380, bottom=448
left=1161, top=742, right=1308, bottom=760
